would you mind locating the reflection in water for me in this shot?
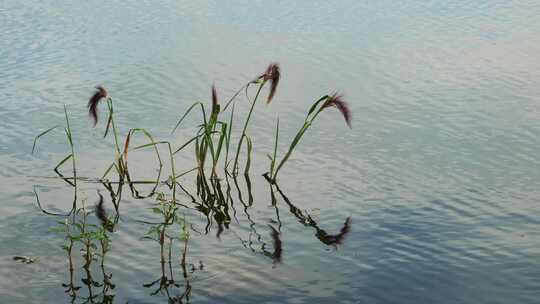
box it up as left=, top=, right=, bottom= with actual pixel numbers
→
left=56, top=200, right=115, bottom=303
left=267, top=225, right=282, bottom=264
left=270, top=180, right=352, bottom=247
left=35, top=153, right=351, bottom=302
left=141, top=191, right=193, bottom=303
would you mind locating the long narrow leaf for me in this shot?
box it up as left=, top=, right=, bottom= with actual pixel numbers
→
left=32, top=126, right=58, bottom=154
left=54, top=154, right=73, bottom=171
left=173, top=135, right=200, bottom=155
left=171, top=102, right=203, bottom=134
left=133, top=141, right=170, bottom=150
left=307, top=95, right=329, bottom=118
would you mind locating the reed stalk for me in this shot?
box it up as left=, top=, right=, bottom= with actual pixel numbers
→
left=270, top=93, right=351, bottom=182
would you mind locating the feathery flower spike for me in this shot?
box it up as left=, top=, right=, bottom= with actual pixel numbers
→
left=322, top=92, right=352, bottom=128
left=88, top=86, right=108, bottom=126
left=261, top=63, right=280, bottom=103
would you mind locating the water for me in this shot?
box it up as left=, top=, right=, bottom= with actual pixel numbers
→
left=1, top=1, right=540, bottom=303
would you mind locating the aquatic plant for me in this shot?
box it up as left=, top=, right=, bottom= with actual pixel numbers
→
left=266, top=92, right=352, bottom=183
left=142, top=192, right=194, bottom=301
left=32, top=105, right=78, bottom=215
left=33, top=63, right=351, bottom=201
left=31, top=64, right=354, bottom=302
left=231, top=63, right=281, bottom=176
left=87, top=86, right=108, bottom=126
left=48, top=197, right=115, bottom=302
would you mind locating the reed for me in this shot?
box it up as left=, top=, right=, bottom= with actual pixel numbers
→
left=231, top=63, right=281, bottom=175
left=268, top=92, right=352, bottom=183
left=33, top=63, right=352, bottom=235
left=32, top=105, right=79, bottom=215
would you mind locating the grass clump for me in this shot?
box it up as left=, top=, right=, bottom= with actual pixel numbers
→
left=32, top=62, right=352, bottom=212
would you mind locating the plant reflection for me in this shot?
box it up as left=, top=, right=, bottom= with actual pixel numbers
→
left=38, top=167, right=350, bottom=303
left=54, top=198, right=115, bottom=303
left=269, top=180, right=352, bottom=247
left=141, top=191, right=193, bottom=303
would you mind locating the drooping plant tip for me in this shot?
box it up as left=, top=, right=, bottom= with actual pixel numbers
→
left=88, top=86, right=108, bottom=126
left=323, top=92, right=352, bottom=128
left=262, top=63, right=280, bottom=103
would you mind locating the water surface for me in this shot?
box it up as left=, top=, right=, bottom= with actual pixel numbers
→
left=1, top=1, right=540, bottom=303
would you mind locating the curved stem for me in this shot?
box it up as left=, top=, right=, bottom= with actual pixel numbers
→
left=232, top=81, right=265, bottom=175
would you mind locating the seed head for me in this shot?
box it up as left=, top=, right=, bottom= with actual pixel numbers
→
left=211, top=84, right=219, bottom=113
left=88, top=86, right=108, bottom=126
left=322, top=92, right=351, bottom=128
left=261, top=63, right=280, bottom=103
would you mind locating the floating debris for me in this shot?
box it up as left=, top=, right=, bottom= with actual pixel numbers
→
left=13, top=256, right=37, bottom=264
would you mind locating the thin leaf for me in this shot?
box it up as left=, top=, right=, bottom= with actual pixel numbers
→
left=54, top=154, right=73, bottom=171
left=171, top=102, right=203, bottom=134
left=307, top=95, right=329, bottom=118
left=173, top=135, right=201, bottom=155
left=32, top=126, right=58, bottom=154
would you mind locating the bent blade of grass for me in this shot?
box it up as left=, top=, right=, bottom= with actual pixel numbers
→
left=132, top=140, right=177, bottom=197
left=53, top=153, right=75, bottom=187
left=175, top=167, right=198, bottom=179
left=307, top=95, right=329, bottom=119
left=232, top=81, right=265, bottom=175
left=123, top=128, right=164, bottom=197
left=173, top=135, right=200, bottom=155
left=102, top=162, right=115, bottom=180
left=54, top=153, right=73, bottom=172
left=128, top=128, right=163, bottom=164
left=63, top=105, right=78, bottom=201
left=33, top=187, right=73, bottom=217
left=221, top=83, right=247, bottom=113
left=32, top=126, right=58, bottom=154
left=133, top=141, right=170, bottom=150
left=171, top=102, right=204, bottom=135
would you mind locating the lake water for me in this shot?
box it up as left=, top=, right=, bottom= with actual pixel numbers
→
left=1, top=1, right=540, bottom=303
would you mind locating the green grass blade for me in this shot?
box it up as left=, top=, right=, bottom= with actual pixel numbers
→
left=54, top=153, right=73, bottom=171
left=307, top=95, right=329, bottom=118
left=133, top=141, right=169, bottom=150
left=215, top=122, right=227, bottom=162
left=101, top=162, right=115, bottom=180
left=175, top=167, right=198, bottom=179
left=221, top=84, right=246, bottom=113
left=173, top=135, right=200, bottom=155
left=32, top=126, right=58, bottom=154
left=171, top=102, right=203, bottom=134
